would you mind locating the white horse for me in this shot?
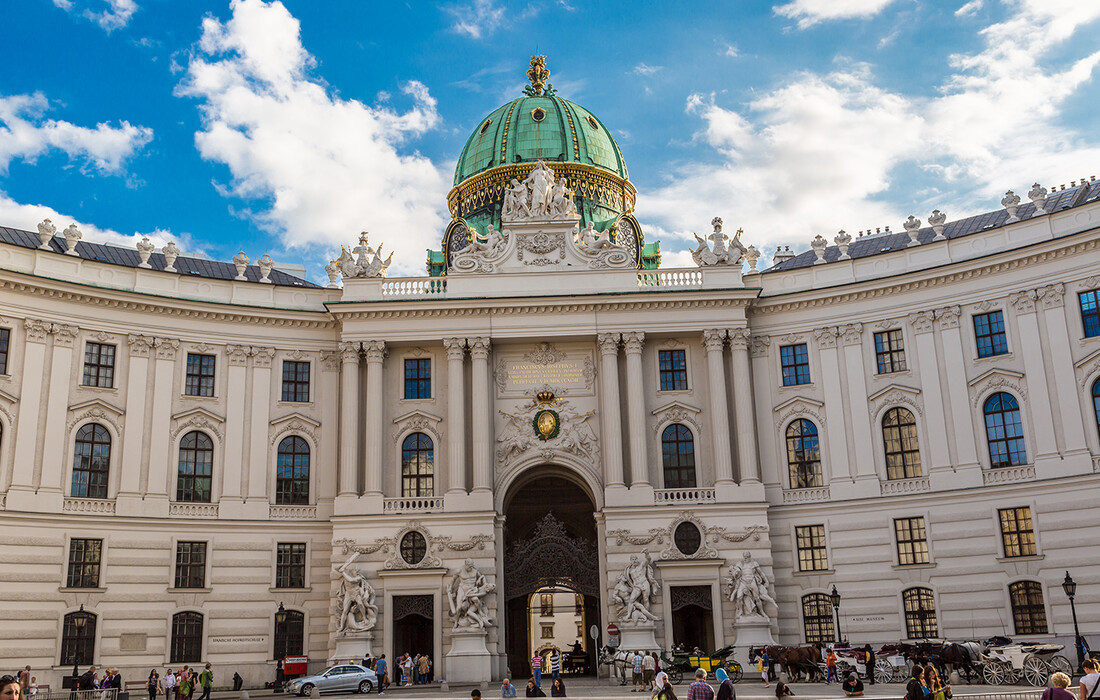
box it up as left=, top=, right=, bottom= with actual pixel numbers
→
left=599, top=647, right=634, bottom=685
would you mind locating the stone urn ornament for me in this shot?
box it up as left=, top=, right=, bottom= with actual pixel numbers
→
left=1028, top=183, right=1048, bottom=215
left=63, top=224, right=82, bottom=256
left=744, top=245, right=760, bottom=272
left=37, top=219, right=56, bottom=249
left=810, top=234, right=828, bottom=265
left=136, top=236, right=155, bottom=268
left=163, top=242, right=180, bottom=272
left=324, top=260, right=340, bottom=288
left=257, top=254, right=274, bottom=283
left=928, top=210, right=947, bottom=241
left=834, top=230, right=852, bottom=260
left=903, top=215, right=922, bottom=247
left=1001, top=190, right=1021, bottom=222
left=233, top=251, right=250, bottom=280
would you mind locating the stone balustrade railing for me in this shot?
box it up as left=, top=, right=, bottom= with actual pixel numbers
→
left=637, top=269, right=704, bottom=287
left=880, top=476, right=931, bottom=495
left=63, top=497, right=116, bottom=514
left=982, top=465, right=1037, bottom=485
left=269, top=504, right=318, bottom=520
left=380, top=278, right=447, bottom=297
left=383, top=496, right=445, bottom=513
left=654, top=487, right=716, bottom=504
left=782, top=486, right=831, bottom=503
left=169, top=502, right=220, bottom=518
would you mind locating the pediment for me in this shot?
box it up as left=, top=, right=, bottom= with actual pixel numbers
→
left=868, top=384, right=924, bottom=417
left=0, top=387, right=18, bottom=405
left=392, top=409, right=443, bottom=425
left=772, top=395, right=825, bottom=413
left=867, top=384, right=921, bottom=402
left=171, top=406, right=225, bottom=423
left=650, top=400, right=702, bottom=417
left=392, top=410, right=443, bottom=442
left=1074, top=346, right=1100, bottom=369
left=967, top=367, right=1025, bottom=387
left=270, top=412, right=321, bottom=429
left=772, top=395, right=826, bottom=430
left=1075, top=346, right=1100, bottom=387
left=651, top=400, right=704, bottom=434
left=67, top=398, right=124, bottom=417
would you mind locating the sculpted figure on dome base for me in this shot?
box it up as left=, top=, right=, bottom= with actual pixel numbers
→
left=332, top=232, right=393, bottom=280
left=692, top=217, right=747, bottom=267
left=500, top=160, right=581, bottom=224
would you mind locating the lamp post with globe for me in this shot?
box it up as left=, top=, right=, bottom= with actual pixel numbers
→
left=830, top=586, right=842, bottom=644
left=1062, top=572, right=1084, bottom=673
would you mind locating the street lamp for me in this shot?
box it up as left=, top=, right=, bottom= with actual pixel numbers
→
left=73, top=604, right=87, bottom=630
left=275, top=602, right=288, bottom=625
left=1062, top=572, right=1084, bottom=673
left=829, top=586, right=842, bottom=644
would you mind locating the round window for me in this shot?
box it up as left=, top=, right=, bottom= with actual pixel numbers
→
left=674, top=522, right=701, bottom=556
left=400, top=531, right=427, bottom=566
left=586, top=115, right=599, bottom=130
left=531, top=107, right=547, bottom=122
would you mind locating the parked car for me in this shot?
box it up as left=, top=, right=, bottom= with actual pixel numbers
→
left=285, top=665, right=378, bottom=696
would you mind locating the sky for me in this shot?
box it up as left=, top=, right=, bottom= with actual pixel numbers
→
left=1, top=0, right=1099, bottom=278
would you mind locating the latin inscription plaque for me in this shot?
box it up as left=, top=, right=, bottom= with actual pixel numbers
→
left=496, top=343, right=595, bottom=397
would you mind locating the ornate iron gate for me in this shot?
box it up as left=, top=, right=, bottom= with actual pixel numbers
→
left=504, top=512, right=599, bottom=600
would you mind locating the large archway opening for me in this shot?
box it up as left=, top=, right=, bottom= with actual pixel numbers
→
left=503, top=469, right=600, bottom=679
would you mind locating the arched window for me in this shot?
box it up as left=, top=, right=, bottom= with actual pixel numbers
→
left=71, top=423, right=111, bottom=498
left=60, top=609, right=96, bottom=665
left=274, top=609, right=305, bottom=659
left=882, top=408, right=921, bottom=480
left=661, top=424, right=697, bottom=489
left=984, top=393, right=1027, bottom=468
left=1092, top=379, right=1100, bottom=440
left=275, top=436, right=310, bottom=505
left=902, top=587, right=938, bottom=639
left=401, top=433, right=434, bottom=497
left=801, top=592, right=835, bottom=643
left=177, top=431, right=213, bottom=503
left=786, top=419, right=822, bottom=489
left=1008, top=581, right=1048, bottom=635
left=171, top=611, right=204, bottom=663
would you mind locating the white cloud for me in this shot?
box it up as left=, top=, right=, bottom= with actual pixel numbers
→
left=773, top=0, right=896, bottom=29
left=642, top=2, right=1100, bottom=262
left=0, top=92, right=153, bottom=175
left=54, top=0, right=138, bottom=32
left=633, top=63, right=663, bottom=76
left=177, top=0, right=449, bottom=275
left=955, top=0, right=984, bottom=17
left=722, top=44, right=740, bottom=58
left=445, top=0, right=505, bottom=39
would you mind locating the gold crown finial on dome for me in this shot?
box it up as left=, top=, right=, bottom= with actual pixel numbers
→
left=524, top=55, right=555, bottom=96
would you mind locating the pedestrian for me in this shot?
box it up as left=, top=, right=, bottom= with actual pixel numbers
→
left=147, top=670, right=161, bottom=700
left=2, top=675, right=24, bottom=700
left=923, top=665, right=948, bottom=700
left=178, top=672, right=192, bottom=700
left=402, top=654, right=413, bottom=687
left=525, top=679, right=545, bottom=697
left=198, top=664, right=213, bottom=700
left=374, top=655, right=387, bottom=696
left=79, top=668, right=97, bottom=694
left=550, top=679, right=566, bottom=698
left=758, top=653, right=769, bottom=688
left=164, top=669, right=176, bottom=700
left=361, top=654, right=371, bottom=670
left=905, top=665, right=925, bottom=700
left=26, top=679, right=36, bottom=700
left=232, top=673, right=243, bottom=692
left=632, top=651, right=644, bottom=693
left=501, top=679, right=517, bottom=698
left=774, top=682, right=794, bottom=698
left=842, top=673, right=864, bottom=697
left=715, top=668, right=735, bottom=700
left=19, top=667, right=30, bottom=697
left=652, top=653, right=661, bottom=674
left=642, top=652, right=656, bottom=691
left=825, top=649, right=837, bottom=684
left=1081, top=659, right=1100, bottom=700
left=550, top=651, right=561, bottom=680
left=531, top=653, right=543, bottom=688
left=1044, top=673, right=1075, bottom=700
left=687, top=669, right=713, bottom=700
left=418, top=655, right=430, bottom=686
left=655, top=668, right=670, bottom=700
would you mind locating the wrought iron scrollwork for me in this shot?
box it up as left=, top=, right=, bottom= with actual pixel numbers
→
left=504, top=512, right=599, bottom=600
left=670, top=585, right=712, bottom=612
left=392, top=594, right=434, bottom=621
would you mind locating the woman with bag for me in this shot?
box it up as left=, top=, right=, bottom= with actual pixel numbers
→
left=1080, top=658, right=1100, bottom=700
left=923, top=666, right=949, bottom=700
left=147, top=670, right=161, bottom=700
left=1044, top=673, right=1075, bottom=700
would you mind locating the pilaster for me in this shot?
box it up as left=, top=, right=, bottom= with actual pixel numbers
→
left=703, top=329, right=735, bottom=495
left=839, top=324, right=877, bottom=491
left=144, top=337, right=178, bottom=510
left=337, top=341, right=361, bottom=500
left=444, top=338, right=467, bottom=499
left=37, top=323, right=79, bottom=495
left=469, top=337, right=494, bottom=496
left=247, top=346, right=275, bottom=502
left=221, top=344, right=250, bottom=503
left=1037, top=284, right=1090, bottom=462
left=363, top=340, right=386, bottom=499
left=118, top=334, right=153, bottom=502
left=1009, top=291, right=1059, bottom=464
left=729, top=329, right=760, bottom=484
left=815, top=326, right=853, bottom=488
left=597, top=333, right=626, bottom=493
left=9, top=320, right=51, bottom=494
left=622, top=332, right=651, bottom=494
left=908, top=313, right=952, bottom=487
left=933, top=307, right=982, bottom=477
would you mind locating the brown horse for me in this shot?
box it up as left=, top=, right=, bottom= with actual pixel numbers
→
left=778, top=645, right=824, bottom=682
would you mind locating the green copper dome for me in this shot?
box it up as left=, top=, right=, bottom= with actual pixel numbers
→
left=453, top=95, right=628, bottom=186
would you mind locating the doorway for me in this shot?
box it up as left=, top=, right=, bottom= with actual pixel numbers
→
left=392, top=595, right=434, bottom=679
left=670, top=585, right=714, bottom=651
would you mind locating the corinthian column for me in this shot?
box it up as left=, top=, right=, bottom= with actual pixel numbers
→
left=597, top=333, right=625, bottom=489
left=703, top=329, right=734, bottom=485
left=728, top=329, right=760, bottom=483
left=338, top=341, right=361, bottom=497
left=363, top=341, right=386, bottom=496
left=444, top=338, right=467, bottom=495
left=469, top=337, right=493, bottom=493
left=622, top=332, right=649, bottom=488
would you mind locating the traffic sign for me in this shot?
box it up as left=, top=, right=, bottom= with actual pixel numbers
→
left=606, top=623, right=619, bottom=636
left=589, top=624, right=599, bottom=640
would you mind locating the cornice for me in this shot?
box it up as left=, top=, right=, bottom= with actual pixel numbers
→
left=750, top=234, right=1099, bottom=316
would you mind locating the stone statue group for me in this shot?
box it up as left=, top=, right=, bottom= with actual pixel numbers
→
left=502, top=160, right=578, bottom=221
left=610, top=550, right=660, bottom=623
left=329, top=232, right=393, bottom=280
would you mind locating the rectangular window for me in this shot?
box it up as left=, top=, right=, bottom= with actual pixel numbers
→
left=281, top=360, right=310, bottom=402
left=276, top=543, right=307, bottom=589
left=540, top=592, right=554, bottom=616
left=0, top=327, right=9, bottom=374
left=404, top=358, right=431, bottom=399
left=66, top=538, right=102, bottom=588
left=1081, top=289, right=1100, bottom=338
left=781, top=343, right=811, bottom=386
left=541, top=624, right=554, bottom=639
left=82, top=342, right=116, bottom=388
left=894, top=517, right=930, bottom=565
left=185, top=353, right=216, bottom=396
left=873, top=330, right=907, bottom=374
left=999, top=507, right=1037, bottom=558
left=174, top=541, right=207, bottom=589
left=658, top=349, right=688, bottom=391
left=795, top=524, right=828, bottom=571
left=974, top=311, right=1009, bottom=358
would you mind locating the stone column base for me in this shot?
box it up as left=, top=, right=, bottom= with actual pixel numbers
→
left=618, top=622, right=659, bottom=652
left=331, top=631, right=374, bottom=665
left=732, top=613, right=776, bottom=648
left=445, top=627, right=492, bottom=683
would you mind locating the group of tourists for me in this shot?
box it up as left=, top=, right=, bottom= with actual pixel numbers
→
left=499, top=677, right=566, bottom=697
left=358, top=652, right=432, bottom=693
left=145, top=664, right=213, bottom=700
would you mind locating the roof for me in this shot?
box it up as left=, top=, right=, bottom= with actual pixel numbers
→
left=763, top=180, right=1100, bottom=272
left=453, top=95, right=628, bottom=185
left=0, top=225, right=320, bottom=288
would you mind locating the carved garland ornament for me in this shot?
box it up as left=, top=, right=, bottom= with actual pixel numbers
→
left=67, top=407, right=123, bottom=437
left=660, top=512, right=719, bottom=560
left=608, top=515, right=767, bottom=553
left=773, top=398, right=826, bottom=431
left=969, top=373, right=1028, bottom=408
left=270, top=419, right=319, bottom=446
left=170, top=413, right=225, bottom=442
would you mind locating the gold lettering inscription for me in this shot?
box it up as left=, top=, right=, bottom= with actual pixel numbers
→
left=506, top=360, right=585, bottom=390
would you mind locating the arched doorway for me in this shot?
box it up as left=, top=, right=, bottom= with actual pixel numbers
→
left=503, top=471, right=600, bottom=678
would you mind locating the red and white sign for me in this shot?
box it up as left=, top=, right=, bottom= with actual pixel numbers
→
left=606, top=623, right=619, bottom=637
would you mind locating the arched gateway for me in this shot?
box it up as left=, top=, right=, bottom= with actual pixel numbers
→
left=502, top=471, right=601, bottom=676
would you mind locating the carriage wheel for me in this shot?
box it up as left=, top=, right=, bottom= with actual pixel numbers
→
left=983, top=662, right=1007, bottom=685
left=1022, top=656, right=1048, bottom=687
left=669, top=669, right=683, bottom=685
left=837, top=661, right=853, bottom=678
left=1050, top=656, right=1073, bottom=676
left=874, top=660, right=892, bottom=684
left=729, top=663, right=743, bottom=683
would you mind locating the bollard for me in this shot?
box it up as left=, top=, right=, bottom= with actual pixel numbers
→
left=439, top=682, right=448, bottom=693
left=240, top=691, right=249, bottom=700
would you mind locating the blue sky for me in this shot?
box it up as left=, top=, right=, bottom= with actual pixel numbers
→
left=2, top=0, right=1099, bottom=278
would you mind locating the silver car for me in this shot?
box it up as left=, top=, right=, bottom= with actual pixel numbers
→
left=285, top=664, right=378, bottom=696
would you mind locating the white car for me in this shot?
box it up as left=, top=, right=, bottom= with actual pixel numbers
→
left=285, top=664, right=378, bottom=696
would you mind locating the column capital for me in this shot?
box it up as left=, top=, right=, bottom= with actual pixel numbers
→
left=23, top=318, right=51, bottom=343
left=443, top=337, right=467, bottom=360
left=250, top=345, right=276, bottom=368
left=728, top=328, right=751, bottom=349
left=1009, top=289, right=1038, bottom=315
left=128, top=334, right=154, bottom=357
left=702, top=328, right=727, bottom=351
left=338, top=341, right=361, bottom=363
left=934, top=305, right=961, bottom=330
left=1037, top=283, right=1065, bottom=309
left=597, top=332, right=621, bottom=355
left=363, top=340, right=387, bottom=363
left=622, top=331, right=645, bottom=354
left=750, top=335, right=770, bottom=358
left=154, top=336, right=179, bottom=360
left=468, top=336, right=491, bottom=359
left=813, top=326, right=839, bottom=349
left=227, top=343, right=250, bottom=366
left=320, top=350, right=340, bottom=371
left=51, top=323, right=80, bottom=347
left=839, top=323, right=863, bottom=346
left=907, top=310, right=935, bottom=334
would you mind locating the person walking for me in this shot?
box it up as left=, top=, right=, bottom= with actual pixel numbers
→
left=2, top=675, right=25, bottom=700
left=198, top=665, right=213, bottom=700
left=164, top=670, right=176, bottom=700
left=631, top=652, right=644, bottom=693
left=374, top=656, right=387, bottom=696
left=232, top=674, right=243, bottom=692
left=402, top=655, right=413, bottom=688
left=687, top=670, right=713, bottom=700
left=418, top=655, right=430, bottom=686
left=1080, top=659, right=1100, bottom=700
left=825, top=649, right=838, bottom=684
left=905, top=665, right=925, bottom=700
left=147, top=670, right=161, bottom=700
left=715, top=668, right=735, bottom=700
left=550, top=651, right=561, bottom=680
left=864, top=646, right=875, bottom=686
left=758, top=653, right=770, bottom=688
left=530, top=654, right=543, bottom=688
left=18, top=668, right=30, bottom=698
left=642, top=652, right=656, bottom=691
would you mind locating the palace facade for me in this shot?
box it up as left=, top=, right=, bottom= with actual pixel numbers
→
left=1, top=61, right=1099, bottom=686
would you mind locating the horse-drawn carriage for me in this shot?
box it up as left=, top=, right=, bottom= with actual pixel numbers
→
left=654, top=645, right=742, bottom=685
left=872, top=638, right=1073, bottom=687
left=978, top=642, right=1072, bottom=687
